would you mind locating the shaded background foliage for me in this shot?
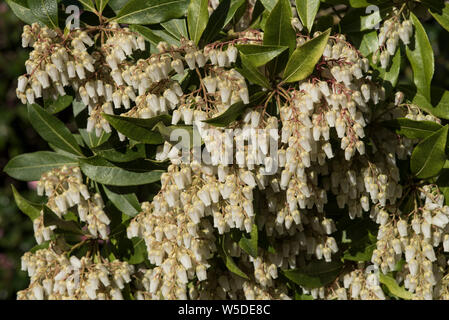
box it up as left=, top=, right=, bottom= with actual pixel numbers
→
left=0, top=0, right=449, bottom=300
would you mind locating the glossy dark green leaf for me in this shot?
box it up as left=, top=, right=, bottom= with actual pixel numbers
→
left=260, top=0, right=276, bottom=11
left=115, top=0, right=189, bottom=24
left=28, top=104, right=84, bottom=157
left=4, top=151, right=78, bottom=181
left=11, top=185, right=42, bottom=221
left=78, top=0, right=97, bottom=12
left=422, top=0, right=449, bottom=32
left=79, top=156, right=163, bottom=186
left=27, top=0, right=58, bottom=29
left=410, top=125, right=448, bottom=179
left=30, top=241, right=50, bottom=253
left=406, top=13, right=434, bottom=101
left=373, top=46, right=401, bottom=93
left=204, top=91, right=266, bottom=127
left=224, top=0, right=246, bottom=26
left=43, top=206, right=84, bottom=235
left=263, top=0, right=296, bottom=74
left=129, top=25, right=165, bottom=46
left=237, top=54, right=270, bottom=88
left=108, top=0, right=128, bottom=12
left=437, top=161, right=449, bottom=205
left=6, top=0, right=38, bottom=24
left=200, top=0, right=230, bottom=45
left=400, top=84, right=449, bottom=120
left=340, top=7, right=385, bottom=33
left=188, top=0, right=209, bottom=45
left=152, top=121, right=195, bottom=149
left=102, top=114, right=165, bottom=145
left=379, top=273, right=414, bottom=300
left=220, top=235, right=249, bottom=279
left=103, top=185, right=141, bottom=217
left=283, top=28, right=331, bottom=83
left=283, top=260, right=343, bottom=289
left=95, top=0, right=110, bottom=12
left=235, top=44, right=288, bottom=67
left=149, top=29, right=180, bottom=46
left=93, top=143, right=147, bottom=163
left=295, top=0, right=320, bottom=32
left=161, top=19, right=188, bottom=40
left=239, top=224, right=258, bottom=258
left=126, top=238, right=148, bottom=264
left=381, top=118, right=442, bottom=140
left=343, top=242, right=376, bottom=262
left=44, top=95, right=73, bottom=114
left=79, top=129, right=111, bottom=149
left=357, top=30, right=379, bottom=56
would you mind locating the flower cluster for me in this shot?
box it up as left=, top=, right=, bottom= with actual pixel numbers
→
left=18, top=248, right=134, bottom=300
left=35, top=166, right=110, bottom=241
left=372, top=9, right=414, bottom=69
left=14, top=5, right=445, bottom=300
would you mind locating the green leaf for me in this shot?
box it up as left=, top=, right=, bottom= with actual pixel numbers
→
left=102, top=114, right=165, bottom=145
left=152, top=122, right=195, bottom=149
left=237, top=54, right=271, bottom=88
left=126, top=238, right=148, bottom=264
left=204, top=91, right=266, bottom=127
left=224, top=0, right=246, bottom=26
left=28, top=104, right=84, bottom=157
left=381, top=118, right=442, bottom=140
left=103, top=186, right=141, bottom=217
left=283, top=28, right=331, bottom=83
left=200, top=0, right=230, bottom=45
left=95, top=0, right=110, bottom=12
left=187, top=0, right=209, bottom=45
left=161, top=19, right=188, bottom=40
left=11, top=185, right=42, bottom=221
left=343, top=242, right=376, bottom=262
left=357, top=30, right=379, bottom=56
left=260, top=0, right=276, bottom=11
left=27, top=0, right=58, bottom=29
left=340, top=7, right=385, bottom=33
left=108, top=0, right=128, bottom=12
left=235, top=44, right=288, bottom=67
left=422, top=0, right=449, bottom=33
left=6, top=0, right=38, bottom=24
left=93, top=143, right=147, bottom=163
left=44, top=95, right=73, bottom=114
left=239, top=224, right=258, bottom=258
left=263, top=0, right=296, bottom=74
left=295, top=0, right=320, bottom=32
left=43, top=206, right=84, bottom=235
left=410, top=125, right=448, bottom=179
left=282, top=260, right=343, bottom=289
left=78, top=0, right=97, bottom=12
left=4, top=151, right=78, bottom=181
left=406, top=13, right=434, bottom=101
left=30, top=241, right=50, bottom=253
left=379, top=273, right=414, bottom=300
left=79, top=129, right=111, bottom=149
left=295, top=293, right=314, bottom=300
left=79, top=156, right=163, bottom=186
left=129, top=25, right=164, bottom=47
left=220, top=235, right=249, bottom=279
left=400, top=84, right=449, bottom=120
left=115, top=0, right=189, bottom=24
left=373, top=46, right=401, bottom=94
left=148, top=29, right=180, bottom=46
left=437, top=161, right=449, bottom=205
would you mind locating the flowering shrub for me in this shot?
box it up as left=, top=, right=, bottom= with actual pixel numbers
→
left=4, top=0, right=449, bottom=300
